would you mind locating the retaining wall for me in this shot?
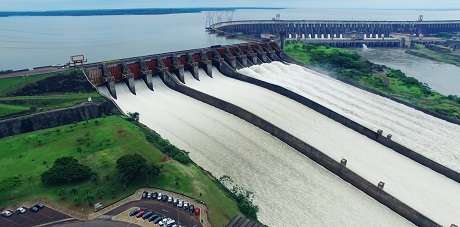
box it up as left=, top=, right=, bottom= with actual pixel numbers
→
left=0, top=100, right=114, bottom=139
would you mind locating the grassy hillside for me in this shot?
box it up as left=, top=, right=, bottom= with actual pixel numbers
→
left=285, top=42, right=460, bottom=120
left=0, top=116, right=242, bottom=226
left=0, top=70, right=102, bottom=118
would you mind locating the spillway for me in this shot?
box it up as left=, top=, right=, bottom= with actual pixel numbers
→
left=98, top=78, right=412, bottom=226
left=183, top=67, right=460, bottom=226
left=239, top=62, right=460, bottom=173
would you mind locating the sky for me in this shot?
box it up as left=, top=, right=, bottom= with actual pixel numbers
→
left=1, top=0, right=460, bottom=11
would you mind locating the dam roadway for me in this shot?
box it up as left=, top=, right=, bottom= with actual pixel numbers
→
left=98, top=78, right=412, bottom=226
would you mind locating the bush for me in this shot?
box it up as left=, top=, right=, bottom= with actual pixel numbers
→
left=138, top=124, right=191, bottom=164
left=41, top=157, right=94, bottom=185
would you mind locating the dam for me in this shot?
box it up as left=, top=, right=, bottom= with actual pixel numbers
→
left=85, top=42, right=459, bottom=226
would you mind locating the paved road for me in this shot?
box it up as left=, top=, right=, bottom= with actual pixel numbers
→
left=53, top=219, right=140, bottom=227
left=0, top=67, right=68, bottom=79
left=0, top=206, right=72, bottom=227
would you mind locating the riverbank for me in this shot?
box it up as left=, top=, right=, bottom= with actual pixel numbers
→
left=405, top=44, right=460, bottom=67
left=284, top=42, right=460, bottom=121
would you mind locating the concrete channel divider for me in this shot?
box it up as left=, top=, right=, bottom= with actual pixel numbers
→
left=160, top=62, right=440, bottom=226
left=221, top=54, right=460, bottom=185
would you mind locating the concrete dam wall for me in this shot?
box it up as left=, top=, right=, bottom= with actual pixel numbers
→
left=211, top=20, right=460, bottom=40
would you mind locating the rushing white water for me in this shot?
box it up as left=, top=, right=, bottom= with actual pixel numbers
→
left=98, top=78, right=412, bottom=226
left=184, top=67, right=460, bottom=226
left=238, top=62, right=460, bottom=174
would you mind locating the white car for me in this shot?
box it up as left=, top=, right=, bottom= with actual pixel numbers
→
left=178, top=200, right=183, bottom=208
left=16, top=207, right=26, bottom=214
left=157, top=193, right=162, bottom=201
left=2, top=210, right=12, bottom=217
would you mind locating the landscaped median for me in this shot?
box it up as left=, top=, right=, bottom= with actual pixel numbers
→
left=0, top=115, right=244, bottom=226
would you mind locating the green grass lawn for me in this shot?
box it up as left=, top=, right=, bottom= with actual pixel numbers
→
left=0, top=70, right=102, bottom=118
left=0, top=116, right=241, bottom=226
left=0, top=103, right=30, bottom=116
left=0, top=71, right=67, bottom=96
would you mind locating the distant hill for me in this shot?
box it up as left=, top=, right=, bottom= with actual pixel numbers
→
left=0, top=7, right=284, bottom=17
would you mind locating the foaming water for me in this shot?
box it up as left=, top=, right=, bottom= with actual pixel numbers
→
left=184, top=67, right=460, bottom=226
left=239, top=62, right=460, bottom=173
left=99, top=78, right=412, bottom=226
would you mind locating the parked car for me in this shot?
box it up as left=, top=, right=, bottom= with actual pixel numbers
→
left=168, top=196, right=173, bottom=203
left=135, top=210, right=145, bottom=218
left=152, top=192, right=158, bottom=199
left=189, top=205, right=194, bottom=213
left=178, top=200, right=184, bottom=208
left=183, top=202, right=188, bottom=210
left=173, top=198, right=179, bottom=206
left=1, top=210, right=12, bottom=217
left=147, top=192, right=152, bottom=199
left=162, top=195, right=168, bottom=202
left=142, top=191, right=147, bottom=199
left=153, top=216, right=163, bottom=224
left=30, top=203, right=44, bottom=212
left=16, top=207, right=26, bottom=214
left=148, top=214, right=159, bottom=222
left=194, top=208, right=200, bottom=215
left=157, top=193, right=162, bottom=201
left=142, top=211, right=153, bottom=219
left=129, top=209, right=140, bottom=217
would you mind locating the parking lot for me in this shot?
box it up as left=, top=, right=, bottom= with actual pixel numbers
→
left=108, top=200, right=202, bottom=227
left=0, top=206, right=73, bottom=227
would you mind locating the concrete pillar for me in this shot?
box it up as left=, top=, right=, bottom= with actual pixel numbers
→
left=211, top=49, right=223, bottom=71
left=122, top=63, right=135, bottom=95
left=139, top=59, right=153, bottom=91
left=102, top=64, right=117, bottom=99
left=171, top=54, right=185, bottom=84
left=106, top=76, right=117, bottom=99
left=199, top=51, right=213, bottom=77
left=125, top=73, right=136, bottom=95
left=186, top=53, right=199, bottom=80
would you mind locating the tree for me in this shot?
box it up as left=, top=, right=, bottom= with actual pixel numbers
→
left=143, top=163, right=161, bottom=184
left=127, top=112, right=140, bottom=122
left=116, top=173, right=128, bottom=190
left=41, top=156, right=94, bottom=185
left=57, top=188, right=67, bottom=200
left=0, top=176, right=22, bottom=199
left=116, top=154, right=148, bottom=180
left=90, top=174, right=100, bottom=186
left=69, top=187, right=78, bottom=196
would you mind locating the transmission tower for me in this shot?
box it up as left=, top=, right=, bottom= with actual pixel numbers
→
left=205, top=11, right=215, bottom=28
